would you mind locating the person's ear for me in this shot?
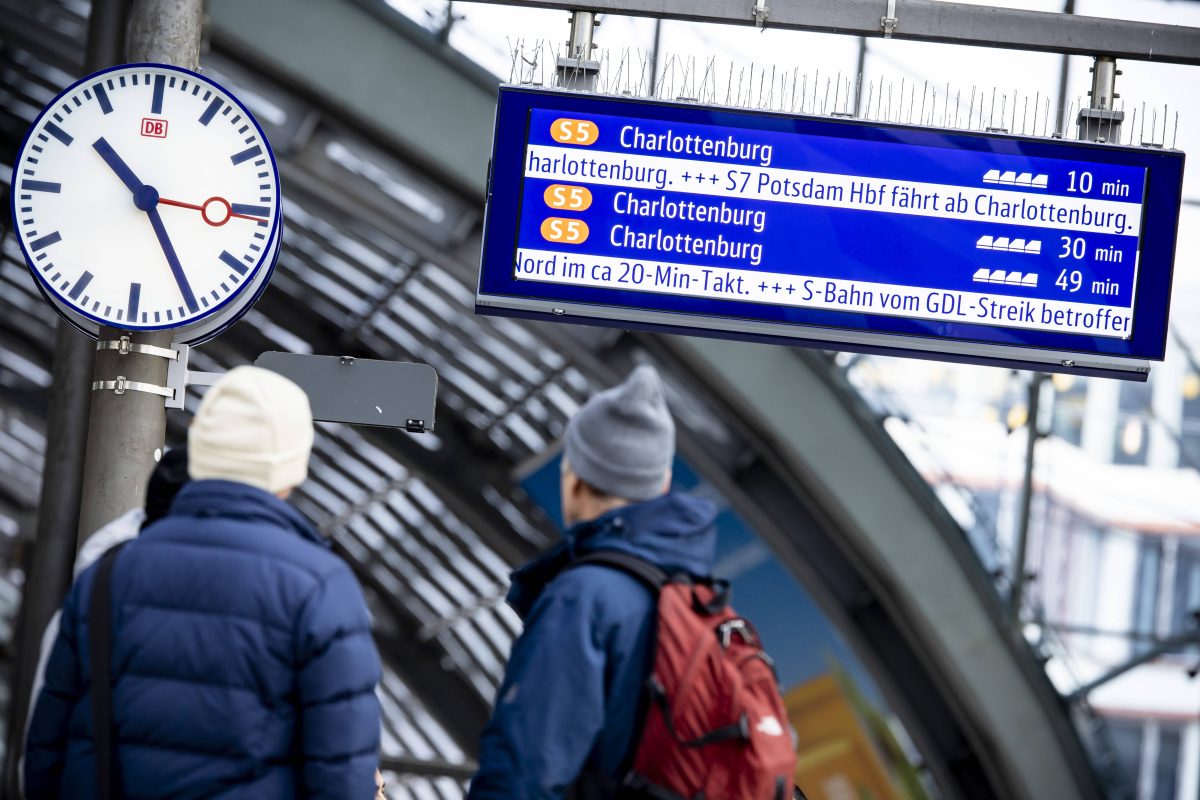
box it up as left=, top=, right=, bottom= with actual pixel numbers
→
left=563, top=468, right=583, bottom=499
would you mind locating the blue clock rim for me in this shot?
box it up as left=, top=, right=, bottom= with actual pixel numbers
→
left=8, top=61, right=284, bottom=340
left=26, top=229, right=282, bottom=347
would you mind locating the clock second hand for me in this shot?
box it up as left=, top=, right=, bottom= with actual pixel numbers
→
left=92, top=137, right=199, bottom=312
left=158, top=196, right=268, bottom=226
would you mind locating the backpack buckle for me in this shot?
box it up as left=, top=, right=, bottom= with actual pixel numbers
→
left=717, top=618, right=754, bottom=649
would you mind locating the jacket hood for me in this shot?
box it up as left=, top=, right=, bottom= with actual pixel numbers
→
left=507, top=493, right=718, bottom=619
left=75, top=508, right=145, bottom=579
left=165, top=479, right=325, bottom=547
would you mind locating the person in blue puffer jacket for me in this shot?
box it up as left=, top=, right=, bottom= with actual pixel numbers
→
left=468, top=365, right=718, bottom=800
left=24, top=366, right=382, bottom=799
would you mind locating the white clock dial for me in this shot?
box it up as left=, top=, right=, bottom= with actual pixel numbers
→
left=10, top=63, right=282, bottom=343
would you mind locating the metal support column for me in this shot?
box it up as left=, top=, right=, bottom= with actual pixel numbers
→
left=1, top=2, right=132, bottom=794
left=648, top=17, right=662, bottom=96
left=1012, top=54, right=1128, bottom=626
left=556, top=10, right=600, bottom=91
left=1054, top=0, right=1074, bottom=136
left=1010, top=373, right=1047, bottom=626
left=854, top=36, right=868, bottom=116
left=77, top=0, right=204, bottom=541
left=1078, top=55, right=1123, bottom=143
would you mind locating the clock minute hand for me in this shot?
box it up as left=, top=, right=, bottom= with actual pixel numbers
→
left=145, top=206, right=199, bottom=314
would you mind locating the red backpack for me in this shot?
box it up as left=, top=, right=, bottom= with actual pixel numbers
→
left=574, top=550, right=797, bottom=800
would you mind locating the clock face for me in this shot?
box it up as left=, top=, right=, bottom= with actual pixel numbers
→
left=10, top=63, right=282, bottom=343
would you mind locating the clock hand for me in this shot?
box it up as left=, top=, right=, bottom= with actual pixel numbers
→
left=145, top=206, right=199, bottom=314
left=93, top=137, right=199, bottom=313
left=158, top=196, right=269, bottom=226
left=92, top=137, right=159, bottom=211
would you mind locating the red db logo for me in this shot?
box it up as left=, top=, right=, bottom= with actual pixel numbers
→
left=140, top=118, right=168, bottom=138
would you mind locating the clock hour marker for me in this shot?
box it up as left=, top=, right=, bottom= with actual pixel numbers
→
left=22, top=180, right=61, bottom=193
left=44, top=121, right=73, bottom=146
left=151, top=75, right=165, bottom=114
left=30, top=231, right=62, bottom=251
left=220, top=250, right=248, bottom=275
left=68, top=271, right=94, bottom=301
left=199, top=97, right=222, bottom=126
left=127, top=282, right=141, bottom=321
left=94, top=83, right=113, bottom=113
left=230, top=145, right=262, bottom=165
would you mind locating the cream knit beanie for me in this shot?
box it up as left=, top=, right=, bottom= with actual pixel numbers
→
left=188, top=366, right=314, bottom=494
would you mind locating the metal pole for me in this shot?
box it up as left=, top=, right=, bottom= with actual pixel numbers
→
left=555, top=10, right=600, bottom=91
left=1066, top=628, right=1200, bottom=702
left=1010, top=373, right=1046, bottom=626
left=0, top=1, right=132, bottom=793
left=1077, top=54, right=1122, bottom=142
left=77, top=0, right=204, bottom=542
left=854, top=36, right=867, bottom=116
left=437, top=0, right=455, bottom=43
left=126, top=0, right=205, bottom=68
left=566, top=10, right=597, bottom=60
left=1054, top=0, right=1073, bottom=136
left=648, top=17, right=662, bottom=95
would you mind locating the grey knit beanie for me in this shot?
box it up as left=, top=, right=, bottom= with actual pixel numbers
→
left=564, top=365, right=675, bottom=501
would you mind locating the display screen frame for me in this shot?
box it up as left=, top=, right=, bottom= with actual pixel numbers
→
left=477, top=86, right=1186, bottom=380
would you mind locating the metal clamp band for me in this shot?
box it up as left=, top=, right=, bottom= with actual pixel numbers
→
left=881, top=0, right=897, bottom=37
left=92, top=376, right=176, bottom=399
left=753, top=0, right=769, bottom=29
left=96, top=336, right=179, bottom=361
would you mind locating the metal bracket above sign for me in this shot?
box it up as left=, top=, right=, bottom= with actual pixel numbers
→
left=881, top=0, right=898, bottom=38
left=753, top=0, right=769, bottom=30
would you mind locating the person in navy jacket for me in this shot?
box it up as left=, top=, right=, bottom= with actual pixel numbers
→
left=468, top=365, right=718, bottom=799
left=24, top=366, right=382, bottom=799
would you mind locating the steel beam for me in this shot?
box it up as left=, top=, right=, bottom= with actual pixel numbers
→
left=381, top=758, right=480, bottom=782
left=379, top=755, right=479, bottom=781
left=463, top=0, right=1200, bottom=66
left=1066, top=628, right=1200, bottom=702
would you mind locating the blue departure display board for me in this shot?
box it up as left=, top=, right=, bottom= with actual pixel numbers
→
left=477, top=87, right=1186, bottom=379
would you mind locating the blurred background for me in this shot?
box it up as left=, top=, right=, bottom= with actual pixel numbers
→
left=0, top=1, right=1198, bottom=798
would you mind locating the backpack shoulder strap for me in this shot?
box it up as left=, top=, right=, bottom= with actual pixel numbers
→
left=571, top=550, right=669, bottom=592
left=88, top=542, right=126, bottom=800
